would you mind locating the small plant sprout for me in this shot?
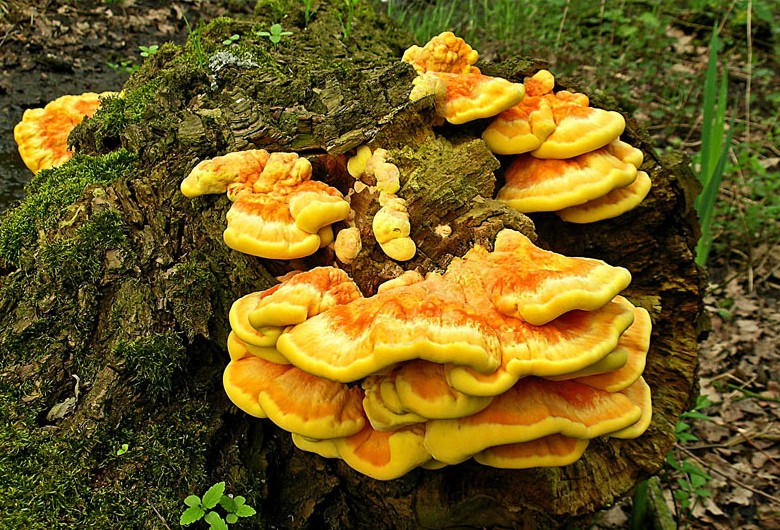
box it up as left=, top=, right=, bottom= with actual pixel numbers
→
left=139, top=45, right=159, bottom=58
left=107, top=60, right=138, bottom=75
left=256, top=23, right=293, bottom=44
left=302, top=0, right=315, bottom=26
left=222, top=34, right=240, bottom=46
left=180, top=482, right=257, bottom=529
left=182, top=13, right=205, bottom=68
left=116, top=443, right=129, bottom=456
left=341, top=0, right=360, bottom=39
left=663, top=395, right=714, bottom=525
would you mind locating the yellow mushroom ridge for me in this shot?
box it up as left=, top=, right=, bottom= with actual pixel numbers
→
left=372, top=197, right=417, bottom=261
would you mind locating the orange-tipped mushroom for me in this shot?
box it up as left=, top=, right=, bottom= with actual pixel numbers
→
left=223, top=355, right=282, bottom=419
left=224, top=352, right=366, bottom=439
left=181, top=149, right=271, bottom=198
left=450, top=229, right=633, bottom=325
left=445, top=300, right=635, bottom=397
left=531, top=105, right=626, bottom=159
left=227, top=331, right=289, bottom=365
left=481, top=97, right=556, bottom=155
left=229, top=291, right=285, bottom=349
left=606, top=138, right=644, bottom=168
left=524, top=69, right=556, bottom=97
left=287, top=180, right=352, bottom=234
left=183, top=151, right=350, bottom=260
left=14, top=91, right=116, bottom=173
left=496, top=148, right=638, bottom=214
left=276, top=274, right=502, bottom=383
left=256, top=362, right=367, bottom=439
left=554, top=296, right=651, bottom=391
left=223, top=193, right=326, bottom=259
left=248, top=267, right=362, bottom=329
left=394, top=360, right=493, bottom=419
left=334, top=424, right=431, bottom=480
left=295, top=424, right=431, bottom=481
left=402, top=31, right=479, bottom=75
left=362, top=373, right=427, bottom=431
left=610, top=377, right=653, bottom=439
left=424, top=378, right=642, bottom=464
left=409, top=70, right=525, bottom=125
left=474, top=434, right=589, bottom=469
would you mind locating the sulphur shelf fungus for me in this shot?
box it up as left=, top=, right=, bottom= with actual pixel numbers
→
left=402, top=31, right=479, bottom=75
left=496, top=138, right=651, bottom=223
left=400, top=35, right=651, bottom=223
left=345, top=146, right=415, bottom=261
left=403, top=32, right=525, bottom=124
left=180, top=150, right=350, bottom=259
left=223, top=229, right=653, bottom=479
left=347, top=146, right=401, bottom=196
left=478, top=68, right=653, bottom=223
left=14, top=91, right=118, bottom=173
left=482, top=69, right=625, bottom=159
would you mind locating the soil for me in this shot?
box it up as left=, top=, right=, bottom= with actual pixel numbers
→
left=1, top=1, right=778, bottom=529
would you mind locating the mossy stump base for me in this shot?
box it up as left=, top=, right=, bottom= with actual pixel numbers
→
left=0, top=3, right=704, bottom=529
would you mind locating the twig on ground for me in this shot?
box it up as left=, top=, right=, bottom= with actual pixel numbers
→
left=676, top=445, right=780, bottom=506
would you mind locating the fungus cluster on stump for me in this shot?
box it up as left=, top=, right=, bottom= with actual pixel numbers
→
left=179, top=31, right=657, bottom=481
left=180, top=150, right=350, bottom=259
left=402, top=34, right=651, bottom=225
left=14, top=31, right=658, bottom=485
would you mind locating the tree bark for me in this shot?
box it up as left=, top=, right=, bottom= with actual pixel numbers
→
left=0, top=2, right=704, bottom=528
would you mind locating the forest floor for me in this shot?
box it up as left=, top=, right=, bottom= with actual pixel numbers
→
left=0, top=1, right=778, bottom=529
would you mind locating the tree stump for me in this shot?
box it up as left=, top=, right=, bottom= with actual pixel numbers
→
left=0, top=2, right=704, bottom=528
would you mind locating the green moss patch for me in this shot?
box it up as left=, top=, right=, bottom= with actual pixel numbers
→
left=115, top=332, right=187, bottom=403
left=0, top=377, right=221, bottom=529
left=0, top=150, right=135, bottom=267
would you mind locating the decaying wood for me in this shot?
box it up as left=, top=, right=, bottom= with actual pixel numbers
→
left=0, top=2, right=704, bottom=528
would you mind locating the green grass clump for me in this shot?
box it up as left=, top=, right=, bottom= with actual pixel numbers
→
left=115, top=332, right=187, bottom=403
left=694, top=27, right=733, bottom=266
left=0, top=150, right=135, bottom=266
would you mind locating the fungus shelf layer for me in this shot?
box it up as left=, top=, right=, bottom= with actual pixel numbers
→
left=221, top=230, right=652, bottom=479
